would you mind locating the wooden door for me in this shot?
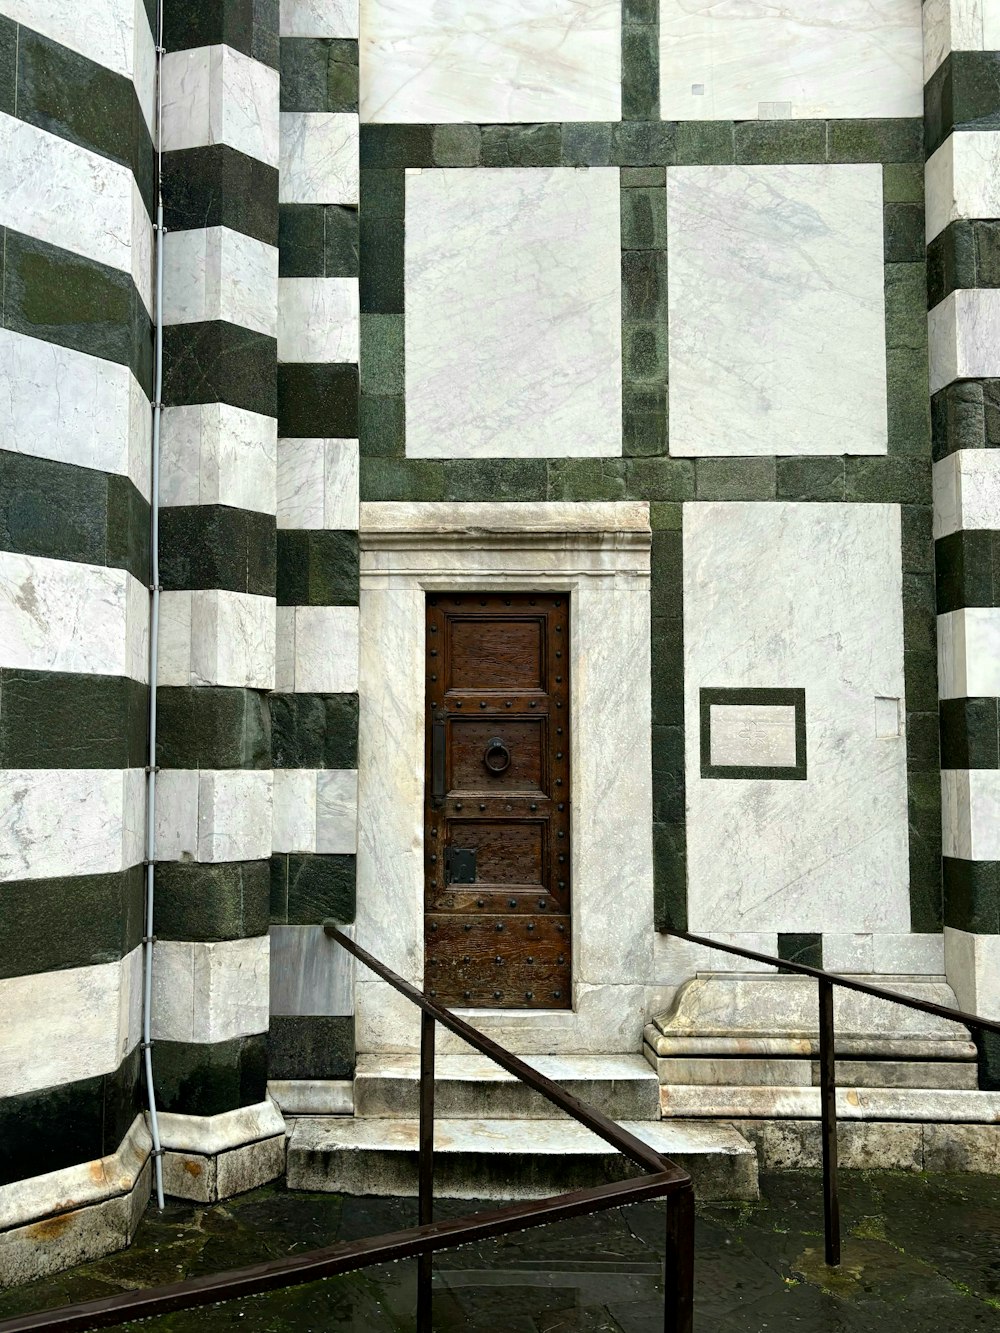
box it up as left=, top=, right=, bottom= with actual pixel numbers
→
left=424, top=593, right=571, bottom=1009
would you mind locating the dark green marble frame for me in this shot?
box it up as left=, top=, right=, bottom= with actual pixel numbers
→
left=699, top=687, right=807, bottom=782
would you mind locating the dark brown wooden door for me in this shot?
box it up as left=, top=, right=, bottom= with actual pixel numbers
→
left=424, top=593, right=571, bottom=1009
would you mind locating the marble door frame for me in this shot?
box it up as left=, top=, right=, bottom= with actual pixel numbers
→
left=353, top=502, right=656, bottom=1055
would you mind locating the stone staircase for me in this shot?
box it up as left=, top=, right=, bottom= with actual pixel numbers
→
left=285, top=1051, right=759, bottom=1201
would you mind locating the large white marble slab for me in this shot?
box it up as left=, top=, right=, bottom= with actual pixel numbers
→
left=277, top=277, right=359, bottom=363
left=926, top=131, right=1000, bottom=245
left=667, top=164, right=888, bottom=457
left=279, top=112, right=359, bottom=204
left=0, top=768, right=144, bottom=882
left=0, top=553, right=148, bottom=681
left=684, top=503, right=910, bottom=934
left=0, top=948, right=141, bottom=1097
left=659, top=0, right=922, bottom=121
left=151, top=937, right=270, bottom=1043
left=360, top=0, right=620, bottom=124
left=933, top=449, right=1000, bottom=538
left=938, top=608, right=1000, bottom=698
left=281, top=0, right=359, bottom=36
left=405, top=168, right=621, bottom=459
left=277, top=438, right=360, bottom=530
left=160, top=403, right=277, bottom=514
left=929, top=288, right=1000, bottom=394
left=161, top=46, right=280, bottom=167
left=163, top=228, right=279, bottom=337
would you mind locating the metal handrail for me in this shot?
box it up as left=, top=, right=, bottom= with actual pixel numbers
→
left=660, top=926, right=1000, bottom=1267
left=0, top=931, right=695, bottom=1333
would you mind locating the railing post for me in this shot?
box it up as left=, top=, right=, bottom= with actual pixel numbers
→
left=818, top=976, right=841, bottom=1266
left=417, top=1009, right=435, bottom=1332
left=663, top=1181, right=695, bottom=1333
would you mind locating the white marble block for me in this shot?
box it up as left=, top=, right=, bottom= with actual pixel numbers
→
left=281, top=0, right=359, bottom=37
left=683, top=503, right=910, bottom=934
left=274, top=605, right=359, bottom=692
left=933, top=449, right=1000, bottom=538
left=0, top=553, right=148, bottom=681
left=667, top=164, right=888, bottom=457
left=279, top=112, right=359, bottom=204
left=162, top=228, right=278, bottom=337
left=0, top=949, right=142, bottom=1098
left=161, top=46, right=280, bottom=167
left=942, top=769, right=1000, bottom=861
left=938, top=608, right=1000, bottom=698
left=277, top=278, right=359, bottom=363
left=0, top=331, right=150, bottom=497
left=160, top=403, right=277, bottom=514
left=155, top=770, right=273, bottom=862
left=928, top=288, right=1000, bottom=394
left=359, top=0, right=620, bottom=123
left=151, top=937, right=270, bottom=1043
left=945, top=927, right=1000, bottom=1018
left=926, top=131, right=1000, bottom=244
left=316, top=769, right=359, bottom=853
left=276, top=438, right=360, bottom=530
left=923, top=0, right=1000, bottom=80
left=269, top=925, right=355, bottom=1015
left=659, top=0, right=922, bottom=121
left=0, top=769, right=144, bottom=883
left=271, top=769, right=318, bottom=852
left=157, top=589, right=275, bottom=689
left=405, top=168, right=621, bottom=459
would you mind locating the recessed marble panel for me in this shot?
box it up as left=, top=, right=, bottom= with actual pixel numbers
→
left=0, top=113, right=142, bottom=281
left=937, top=608, right=1000, bottom=699
left=282, top=0, right=359, bottom=37
left=0, top=769, right=145, bottom=882
left=659, top=0, right=922, bottom=121
left=279, top=112, right=359, bottom=204
left=0, top=948, right=141, bottom=1098
left=163, top=228, right=279, bottom=337
left=684, top=503, right=909, bottom=934
left=405, top=168, right=621, bottom=459
left=161, top=46, right=280, bottom=167
left=160, top=404, right=277, bottom=514
left=0, top=553, right=148, bottom=681
left=360, top=0, right=620, bottom=123
left=316, top=769, right=358, bottom=853
left=933, top=449, right=1000, bottom=538
left=928, top=288, right=1000, bottom=394
left=709, top=705, right=798, bottom=770
left=0, top=331, right=150, bottom=497
left=151, top=937, right=270, bottom=1043
left=277, top=278, right=359, bottom=363
left=269, top=924, right=355, bottom=1015
left=926, top=131, right=1000, bottom=244
left=942, top=768, right=1000, bottom=861
left=667, top=164, right=887, bottom=457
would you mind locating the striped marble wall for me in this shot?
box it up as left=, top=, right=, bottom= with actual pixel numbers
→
left=923, top=0, right=1000, bottom=1084
left=0, top=0, right=155, bottom=1275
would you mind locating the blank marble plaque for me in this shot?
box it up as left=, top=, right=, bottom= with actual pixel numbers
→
left=659, top=0, right=922, bottom=121
left=667, top=164, right=888, bottom=457
left=405, top=168, right=622, bottom=459
left=360, top=0, right=620, bottom=123
left=709, top=704, right=798, bottom=770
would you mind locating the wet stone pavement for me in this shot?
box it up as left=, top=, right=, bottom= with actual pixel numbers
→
left=0, top=1172, right=998, bottom=1331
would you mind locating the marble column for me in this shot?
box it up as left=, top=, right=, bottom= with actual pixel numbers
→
left=923, top=0, right=1000, bottom=1084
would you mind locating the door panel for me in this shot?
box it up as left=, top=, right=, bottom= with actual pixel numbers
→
left=424, top=593, right=571, bottom=1009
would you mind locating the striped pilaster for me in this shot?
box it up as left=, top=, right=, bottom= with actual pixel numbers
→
left=154, top=2, right=283, bottom=1188
left=270, top=0, right=359, bottom=1094
left=0, top=0, right=154, bottom=1267
left=923, top=0, right=1000, bottom=1083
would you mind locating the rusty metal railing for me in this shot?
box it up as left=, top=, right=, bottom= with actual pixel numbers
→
left=0, top=927, right=695, bottom=1333
left=660, top=927, right=1000, bottom=1267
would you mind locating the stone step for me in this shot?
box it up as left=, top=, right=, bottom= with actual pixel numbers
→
left=647, top=1053, right=978, bottom=1090
left=287, top=1116, right=758, bottom=1202
left=659, top=1085, right=1000, bottom=1122
left=354, top=1052, right=660, bottom=1121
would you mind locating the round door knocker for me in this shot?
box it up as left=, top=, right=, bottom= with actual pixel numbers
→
left=483, top=736, right=511, bottom=775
